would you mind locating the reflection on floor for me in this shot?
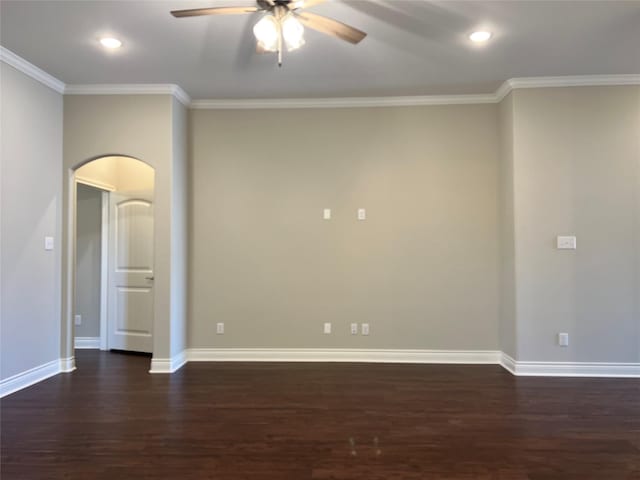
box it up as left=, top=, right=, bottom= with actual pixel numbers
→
left=1, top=350, right=639, bottom=479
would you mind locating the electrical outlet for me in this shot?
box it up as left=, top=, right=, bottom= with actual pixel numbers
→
left=74, top=315, right=82, bottom=326
left=357, top=208, right=366, bottom=221
left=558, top=332, right=569, bottom=346
left=350, top=323, right=358, bottom=335
left=44, top=236, right=54, bottom=251
left=323, top=209, right=331, bottom=220
left=324, top=322, right=332, bottom=334
left=361, top=323, right=370, bottom=335
left=216, top=322, right=224, bottom=334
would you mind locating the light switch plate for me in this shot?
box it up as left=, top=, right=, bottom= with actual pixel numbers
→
left=74, top=315, right=82, bottom=326
left=357, top=208, right=366, bottom=221
left=44, top=236, right=54, bottom=251
left=558, top=332, right=569, bottom=347
left=557, top=236, right=577, bottom=250
left=323, top=209, right=331, bottom=220
left=350, top=323, right=358, bottom=335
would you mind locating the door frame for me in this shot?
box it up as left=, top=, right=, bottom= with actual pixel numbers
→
left=74, top=177, right=112, bottom=351
left=69, top=155, right=157, bottom=360
left=99, top=190, right=109, bottom=351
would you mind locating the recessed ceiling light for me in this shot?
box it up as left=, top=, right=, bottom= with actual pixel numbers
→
left=100, top=37, right=122, bottom=49
left=469, top=31, right=492, bottom=43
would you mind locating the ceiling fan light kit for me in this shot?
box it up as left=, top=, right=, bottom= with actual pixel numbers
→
left=171, top=0, right=366, bottom=67
left=253, top=8, right=306, bottom=65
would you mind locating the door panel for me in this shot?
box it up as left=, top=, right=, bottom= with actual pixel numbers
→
left=115, top=287, right=153, bottom=333
left=116, top=201, right=154, bottom=271
left=109, top=194, right=154, bottom=353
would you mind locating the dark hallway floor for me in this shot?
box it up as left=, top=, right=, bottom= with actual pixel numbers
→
left=1, top=350, right=639, bottom=479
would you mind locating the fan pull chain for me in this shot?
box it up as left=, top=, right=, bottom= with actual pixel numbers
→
left=277, top=8, right=283, bottom=67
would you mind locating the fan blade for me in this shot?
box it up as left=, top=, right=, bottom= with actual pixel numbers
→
left=171, top=6, right=259, bottom=17
left=296, top=12, right=366, bottom=44
left=289, top=0, right=326, bottom=9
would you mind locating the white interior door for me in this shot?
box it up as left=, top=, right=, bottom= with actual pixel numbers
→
left=108, top=191, right=154, bottom=353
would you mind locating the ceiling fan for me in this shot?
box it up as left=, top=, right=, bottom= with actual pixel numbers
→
left=171, top=0, right=366, bottom=66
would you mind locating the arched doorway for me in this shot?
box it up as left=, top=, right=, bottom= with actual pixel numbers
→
left=72, top=155, right=155, bottom=356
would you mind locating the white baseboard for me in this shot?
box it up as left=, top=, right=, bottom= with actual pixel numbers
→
left=500, top=353, right=517, bottom=375
left=2, top=350, right=636, bottom=395
left=186, top=348, right=502, bottom=364
left=0, top=356, right=76, bottom=398
left=149, top=350, right=188, bottom=374
left=74, top=337, right=100, bottom=349
left=148, top=348, right=500, bottom=374
left=500, top=353, right=640, bottom=378
left=182, top=349, right=639, bottom=377
left=60, top=356, right=77, bottom=373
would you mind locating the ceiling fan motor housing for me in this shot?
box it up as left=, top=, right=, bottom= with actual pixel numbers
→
left=257, top=0, right=292, bottom=10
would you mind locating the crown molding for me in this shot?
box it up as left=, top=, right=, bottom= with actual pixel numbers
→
left=494, top=74, right=640, bottom=102
left=171, top=85, right=192, bottom=107
left=0, top=46, right=65, bottom=94
left=0, top=47, right=192, bottom=104
left=64, top=83, right=191, bottom=106
left=494, top=80, right=513, bottom=103
left=2, top=47, right=638, bottom=108
left=191, top=75, right=640, bottom=109
left=190, top=94, right=497, bottom=110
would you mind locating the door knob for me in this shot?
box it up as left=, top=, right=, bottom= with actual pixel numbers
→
left=145, top=276, right=154, bottom=281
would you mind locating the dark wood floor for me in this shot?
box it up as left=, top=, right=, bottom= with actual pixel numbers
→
left=1, top=351, right=639, bottom=479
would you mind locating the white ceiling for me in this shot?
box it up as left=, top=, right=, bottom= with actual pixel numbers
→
left=1, top=1, right=639, bottom=99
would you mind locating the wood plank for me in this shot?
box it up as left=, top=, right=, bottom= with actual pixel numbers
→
left=1, top=350, right=639, bottom=479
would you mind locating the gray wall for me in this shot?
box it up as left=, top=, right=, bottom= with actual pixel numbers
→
left=189, top=105, right=501, bottom=350
left=1, top=63, right=63, bottom=380
left=63, top=94, right=188, bottom=361
left=170, top=97, right=189, bottom=358
left=3, top=65, right=637, bottom=379
left=75, top=183, right=102, bottom=338
left=498, top=93, right=517, bottom=359
left=510, top=86, right=640, bottom=363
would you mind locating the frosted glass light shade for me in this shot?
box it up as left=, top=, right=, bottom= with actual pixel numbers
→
left=253, top=14, right=279, bottom=52
left=282, top=13, right=305, bottom=51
